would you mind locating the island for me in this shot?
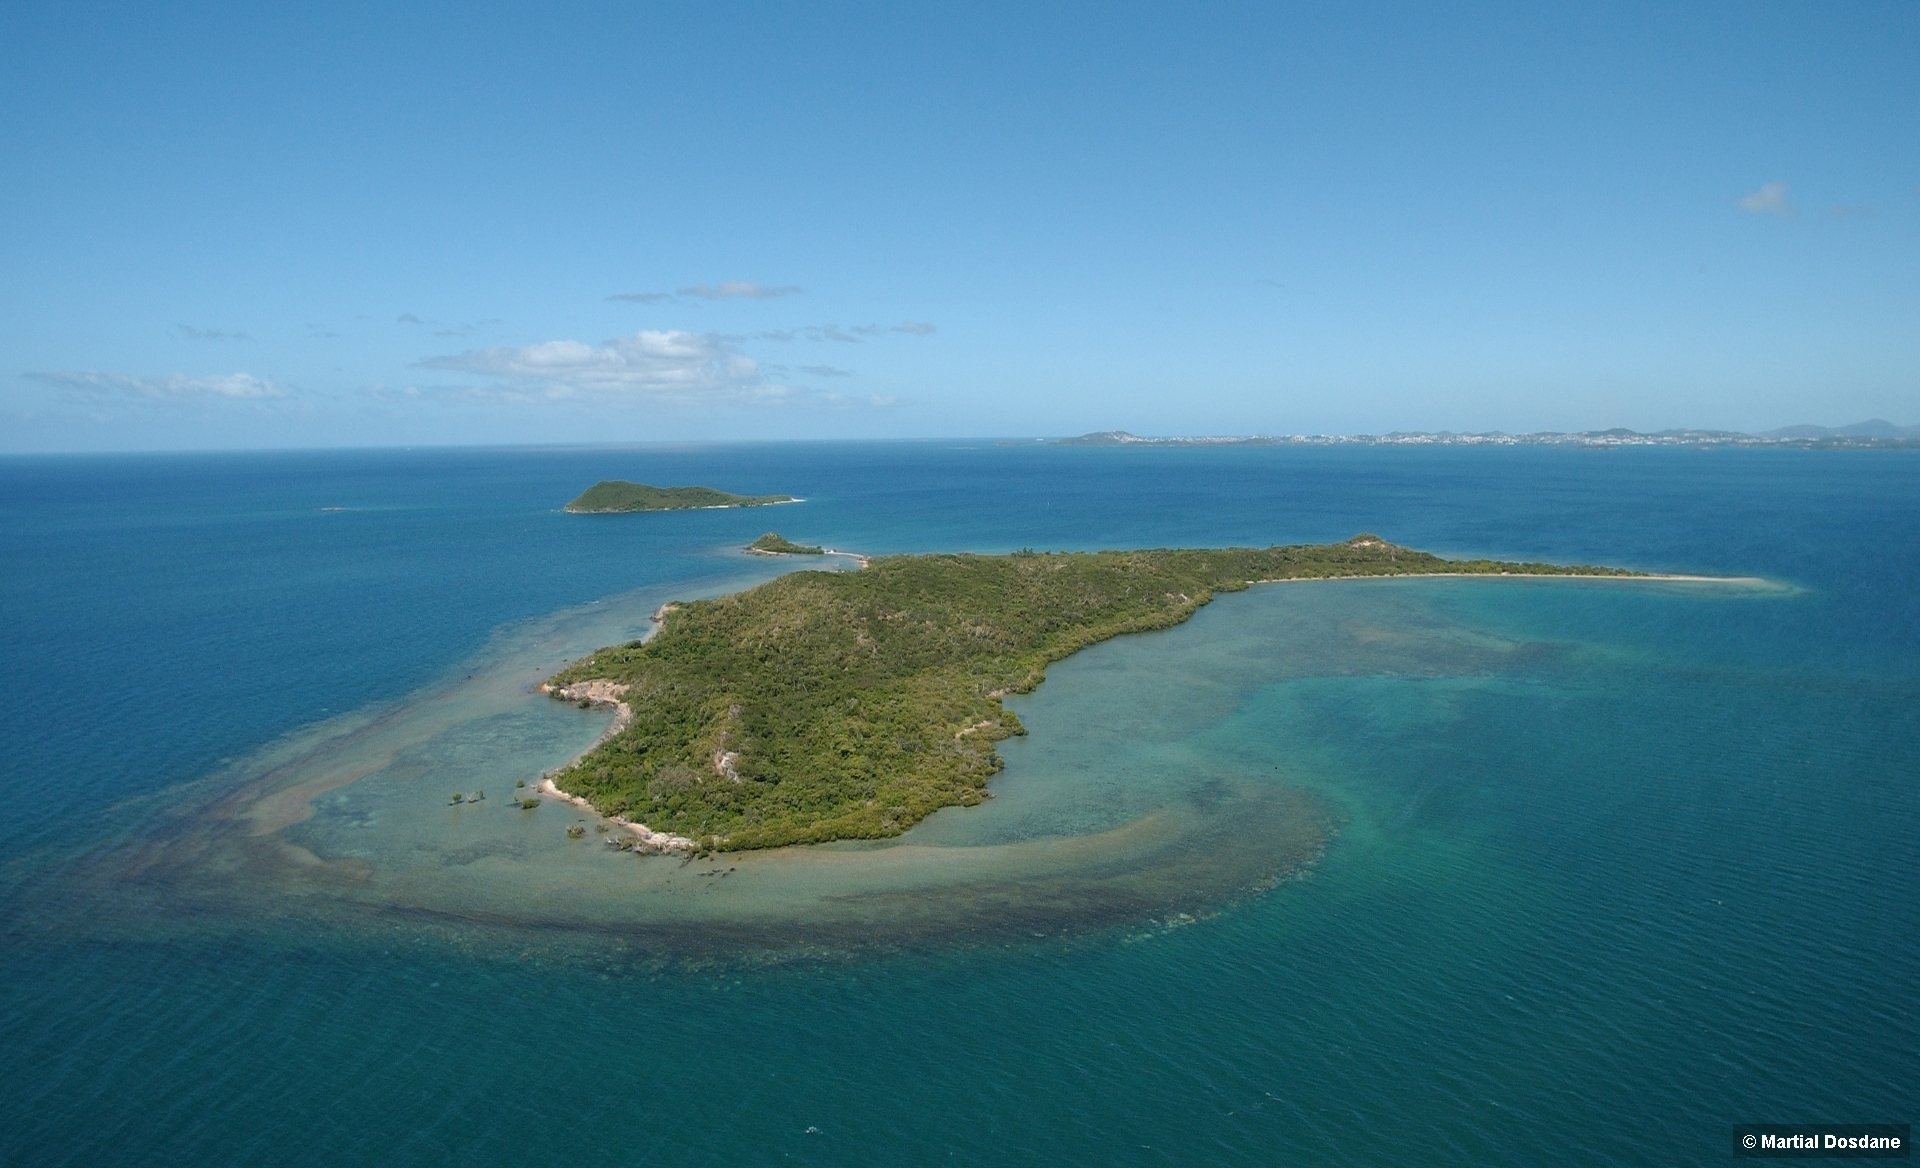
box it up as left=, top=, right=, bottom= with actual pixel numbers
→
left=746, top=532, right=825, bottom=555
left=564, top=480, right=796, bottom=513
left=542, top=534, right=1641, bottom=854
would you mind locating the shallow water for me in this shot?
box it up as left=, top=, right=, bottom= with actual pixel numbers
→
left=1, top=444, right=1914, bottom=1165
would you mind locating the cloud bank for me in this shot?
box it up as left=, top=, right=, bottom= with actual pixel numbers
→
left=679, top=281, right=800, bottom=300
left=607, top=281, right=802, bottom=303
left=417, top=330, right=769, bottom=400
left=25, top=370, right=288, bottom=399
left=175, top=324, right=252, bottom=342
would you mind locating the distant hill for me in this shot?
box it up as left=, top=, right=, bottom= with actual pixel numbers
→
left=565, top=481, right=796, bottom=513
left=1054, top=430, right=1152, bottom=446
left=1762, top=420, right=1920, bottom=440
left=1054, top=430, right=1279, bottom=447
left=1048, top=423, right=1920, bottom=449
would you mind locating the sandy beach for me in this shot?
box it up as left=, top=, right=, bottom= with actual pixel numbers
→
left=538, top=679, right=698, bottom=854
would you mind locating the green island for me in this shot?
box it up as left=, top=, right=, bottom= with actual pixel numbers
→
left=564, top=480, right=796, bottom=513
left=546, top=535, right=1641, bottom=851
left=746, top=531, right=825, bottom=556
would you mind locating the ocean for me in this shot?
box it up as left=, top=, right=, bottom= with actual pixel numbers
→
left=0, top=442, right=1914, bottom=1165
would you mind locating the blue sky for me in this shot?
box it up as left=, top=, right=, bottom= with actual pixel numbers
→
left=2, top=1, right=1914, bottom=450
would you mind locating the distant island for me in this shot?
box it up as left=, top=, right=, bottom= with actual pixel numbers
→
left=1051, top=422, right=1920, bottom=450
left=543, top=535, right=1642, bottom=854
left=565, top=481, right=797, bottom=513
left=745, top=532, right=824, bottom=556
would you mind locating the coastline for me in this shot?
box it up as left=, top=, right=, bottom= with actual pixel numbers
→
left=538, top=656, right=700, bottom=853
left=563, top=497, right=804, bottom=515
left=538, top=558, right=1772, bottom=853
left=1248, top=570, right=1770, bottom=586
left=743, top=546, right=869, bottom=566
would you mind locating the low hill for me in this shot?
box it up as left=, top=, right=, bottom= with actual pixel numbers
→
left=564, top=481, right=795, bottom=513
left=746, top=532, right=825, bottom=555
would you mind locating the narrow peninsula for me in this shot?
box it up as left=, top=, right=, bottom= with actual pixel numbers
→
left=545, top=535, right=1641, bottom=853
left=746, top=532, right=825, bottom=556
left=565, top=481, right=796, bottom=513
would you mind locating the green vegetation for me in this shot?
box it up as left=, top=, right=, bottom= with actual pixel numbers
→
left=564, top=480, right=796, bottom=513
left=547, top=534, right=1641, bottom=851
left=746, top=532, right=825, bottom=555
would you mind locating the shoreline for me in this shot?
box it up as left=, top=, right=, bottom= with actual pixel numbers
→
left=537, top=679, right=699, bottom=854
left=563, top=497, right=804, bottom=515
left=743, top=546, right=870, bottom=567
left=536, top=559, right=1770, bottom=855
left=1248, top=570, right=1770, bottom=586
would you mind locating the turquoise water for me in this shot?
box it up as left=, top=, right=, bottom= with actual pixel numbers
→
left=0, top=444, right=1914, bottom=1164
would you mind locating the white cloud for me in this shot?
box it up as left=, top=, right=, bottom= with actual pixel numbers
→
left=677, top=281, right=801, bottom=300
left=607, top=283, right=801, bottom=303
left=753, top=325, right=858, bottom=342
left=417, top=329, right=771, bottom=400
left=852, top=321, right=936, bottom=337
left=799, top=365, right=853, bottom=377
left=25, top=370, right=288, bottom=399
left=175, top=324, right=252, bottom=342
left=1738, top=181, right=1795, bottom=217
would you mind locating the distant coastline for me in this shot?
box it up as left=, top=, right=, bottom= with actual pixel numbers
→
left=1048, top=422, right=1920, bottom=451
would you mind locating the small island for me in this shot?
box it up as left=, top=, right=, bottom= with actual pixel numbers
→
left=545, top=535, right=1641, bottom=853
left=745, top=532, right=825, bottom=556
left=564, top=480, right=796, bottom=513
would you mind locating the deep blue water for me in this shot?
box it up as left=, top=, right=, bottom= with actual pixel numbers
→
left=0, top=443, right=1914, bottom=1165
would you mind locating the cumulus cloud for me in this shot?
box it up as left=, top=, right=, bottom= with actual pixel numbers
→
left=799, top=365, right=853, bottom=377
left=25, top=370, right=288, bottom=399
left=175, top=324, right=252, bottom=342
left=416, top=329, right=770, bottom=400
left=677, top=281, right=801, bottom=300
left=397, top=312, right=425, bottom=324
left=1738, top=181, right=1795, bottom=217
